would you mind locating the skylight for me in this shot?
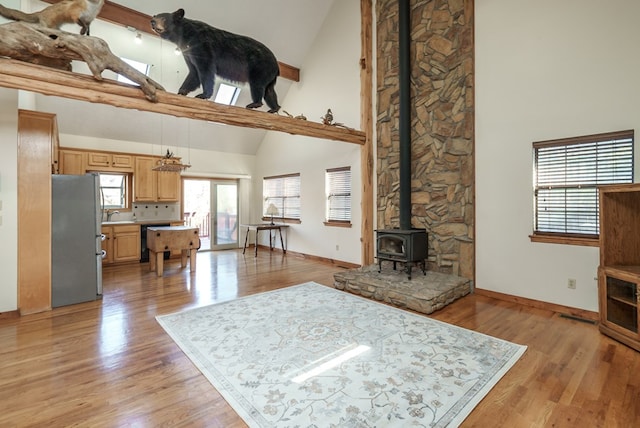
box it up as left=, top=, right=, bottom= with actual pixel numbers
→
left=117, top=58, right=150, bottom=86
left=214, top=83, right=241, bottom=105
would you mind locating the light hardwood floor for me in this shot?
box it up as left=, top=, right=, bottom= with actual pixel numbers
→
left=0, top=250, right=638, bottom=427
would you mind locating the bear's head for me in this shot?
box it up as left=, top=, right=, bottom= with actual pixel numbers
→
left=150, top=9, right=186, bottom=39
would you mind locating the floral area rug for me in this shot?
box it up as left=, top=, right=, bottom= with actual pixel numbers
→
left=156, top=282, right=526, bottom=427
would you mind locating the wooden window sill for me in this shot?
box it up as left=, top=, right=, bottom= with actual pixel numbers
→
left=529, top=233, right=599, bottom=247
left=324, top=221, right=352, bottom=228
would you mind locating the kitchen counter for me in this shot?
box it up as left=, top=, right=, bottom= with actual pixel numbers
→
left=101, top=219, right=182, bottom=226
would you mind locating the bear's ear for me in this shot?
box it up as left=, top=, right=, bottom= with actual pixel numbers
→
left=173, top=9, right=185, bottom=20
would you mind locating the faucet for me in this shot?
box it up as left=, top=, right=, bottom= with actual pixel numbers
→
left=106, top=210, right=120, bottom=222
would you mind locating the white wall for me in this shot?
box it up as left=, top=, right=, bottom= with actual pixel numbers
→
left=475, top=0, right=640, bottom=311
left=253, top=0, right=362, bottom=265
left=0, top=0, right=20, bottom=313
left=0, top=89, right=18, bottom=313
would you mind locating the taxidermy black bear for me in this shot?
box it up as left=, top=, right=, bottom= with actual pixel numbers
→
left=0, top=0, right=104, bottom=35
left=150, top=8, right=281, bottom=113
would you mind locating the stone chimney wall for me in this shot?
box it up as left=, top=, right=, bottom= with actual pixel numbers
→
left=376, top=0, right=474, bottom=279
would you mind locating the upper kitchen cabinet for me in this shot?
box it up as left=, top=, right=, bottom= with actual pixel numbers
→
left=157, top=170, right=181, bottom=201
left=134, top=157, right=156, bottom=201
left=134, top=156, right=181, bottom=202
left=59, top=149, right=134, bottom=174
left=87, top=152, right=134, bottom=172
left=58, top=149, right=86, bottom=175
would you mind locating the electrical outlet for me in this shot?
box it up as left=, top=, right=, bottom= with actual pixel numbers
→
left=335, top=245, right=339, bottom=251
left=568, top=278, right=577, bottom=289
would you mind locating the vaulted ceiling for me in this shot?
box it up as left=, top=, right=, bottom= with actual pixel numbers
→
left=30, top=0, right=338, bottom=155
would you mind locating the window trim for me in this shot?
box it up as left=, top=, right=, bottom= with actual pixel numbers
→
left=325, top=166, right=352, bottom=227
left=531, top=129, right=634, bottom=246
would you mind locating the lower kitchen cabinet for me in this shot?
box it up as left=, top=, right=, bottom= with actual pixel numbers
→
left=102, top=225, right=141, bottom=264
left=101, top=227, right=113, bottom=264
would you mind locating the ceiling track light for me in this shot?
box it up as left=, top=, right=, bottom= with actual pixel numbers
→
left=135, top=32, right=142, bottom=44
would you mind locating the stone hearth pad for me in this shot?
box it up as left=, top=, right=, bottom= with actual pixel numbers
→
left=334, top=264, right=472, bottom=315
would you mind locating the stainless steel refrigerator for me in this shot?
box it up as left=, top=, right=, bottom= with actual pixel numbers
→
left=51, top=173, right=103, bottom=307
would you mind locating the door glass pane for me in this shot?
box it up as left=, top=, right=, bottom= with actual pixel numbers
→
left=183, top=180, right=211, bottom=250
left=215, top=184, right=238, bottom=246
left=183, top=179, right=238, bottom=251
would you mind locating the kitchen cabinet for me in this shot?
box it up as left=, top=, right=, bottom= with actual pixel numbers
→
left=87, top=152, right=133, bottom=171
left=113, top=225, right=141, bottom=263
left=598, top=183, right=640, bottom=352
left=102, top=225, right=140, bottom=264
left=59, top=149, right=86, bottom=175
left=101, top=227, right=113, bottom=264
left=157, top=170, right=181, bottom=201
left=51, top=118, right=60, bottom=174
left=134, top=156, right=181, bottom=202
left=17, top=109, right=55, bottom=314
left=134, top=157, right=156, bottom=201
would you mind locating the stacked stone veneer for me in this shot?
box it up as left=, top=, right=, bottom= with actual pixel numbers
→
left=376, top=0, right=474, bottom=280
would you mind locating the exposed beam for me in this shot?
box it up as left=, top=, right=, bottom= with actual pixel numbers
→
left=360, top=0, right=374, bottom=266
left=0, top=58, right=364, bottom=145
left=40, top=0, right=300, bottom=82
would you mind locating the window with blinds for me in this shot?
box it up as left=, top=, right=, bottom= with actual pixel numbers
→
left=325, top=167, right=351, bottom=224
left=533, top=130, right=634, bottom=238
left=263, top=173, right=301, bottom=220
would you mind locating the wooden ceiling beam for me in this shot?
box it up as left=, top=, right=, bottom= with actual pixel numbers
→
left=40, top=0, right=300, bottom=82
left=0, top=58, right=363, bottom=144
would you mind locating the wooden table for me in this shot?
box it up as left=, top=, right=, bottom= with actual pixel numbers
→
left=242, top=223, right=289, bottom=257
left=147, top=226, right=200, bottom=276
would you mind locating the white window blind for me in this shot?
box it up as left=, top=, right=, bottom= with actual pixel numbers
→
left=533, top=130, right=634, bottom=236
left=263, top=174, right=301, bottom=220
left=326, top=167, right=351, bottom=222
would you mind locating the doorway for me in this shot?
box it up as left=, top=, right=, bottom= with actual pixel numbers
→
left=183, top=179, right=239, bottom=250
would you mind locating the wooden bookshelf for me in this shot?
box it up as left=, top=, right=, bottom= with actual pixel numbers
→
left=598, top=184, right=640, bottom=351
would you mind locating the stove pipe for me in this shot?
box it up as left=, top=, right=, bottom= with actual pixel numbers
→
left=398, top=0, right=412, bottom=230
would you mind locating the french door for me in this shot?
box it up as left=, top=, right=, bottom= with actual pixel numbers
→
left=183, top=179, right=239, bottom=251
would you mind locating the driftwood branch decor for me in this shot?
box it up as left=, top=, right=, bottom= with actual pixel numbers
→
left=0, top=22, right=366, bottom=145
left=0, top=21, right=163, bottom=101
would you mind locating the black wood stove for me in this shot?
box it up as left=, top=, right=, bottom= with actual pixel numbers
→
left=376, top=229, right=428, bottom=279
